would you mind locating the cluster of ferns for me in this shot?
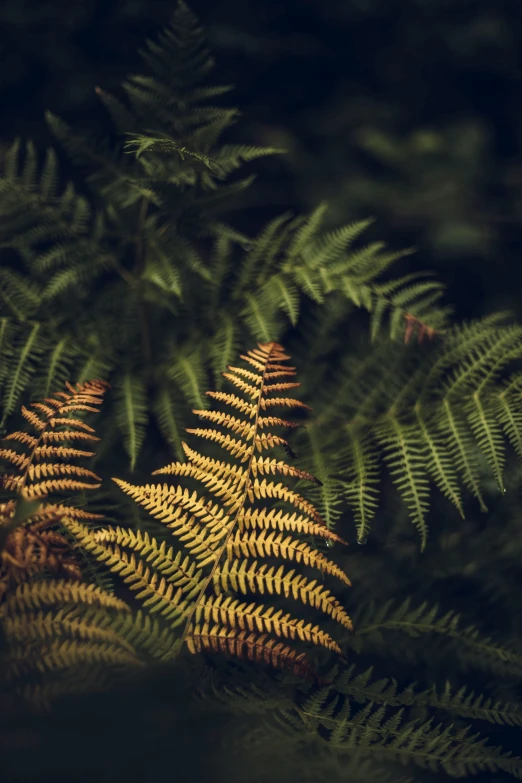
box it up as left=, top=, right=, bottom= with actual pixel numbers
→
left=0, top=341, right=520, bottom=782
left=1, top=2, right=522, bottom=782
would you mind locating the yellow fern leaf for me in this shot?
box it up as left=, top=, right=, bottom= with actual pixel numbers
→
left=62, top=343, right=353, bottom=680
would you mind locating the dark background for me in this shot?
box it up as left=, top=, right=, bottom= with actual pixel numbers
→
left=2, top=0, right=522, bottom=323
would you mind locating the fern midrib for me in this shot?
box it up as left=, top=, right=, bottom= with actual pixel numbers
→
left=176, top=342, right=275, bottom=655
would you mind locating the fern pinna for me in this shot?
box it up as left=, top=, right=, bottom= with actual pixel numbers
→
left=63, top=341, right=353, bottom=680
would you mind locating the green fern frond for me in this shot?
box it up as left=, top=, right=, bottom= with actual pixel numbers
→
left=293, top=423, right=345, bottom=535
left=293, top=694, right=522, bottom=778
left=338, top=424, right=380, bottom=545
left=304, top=216, right=376, bottom=268
left=494, top=377, right=522, bottom=459
left=332, top=663, right=522, bottom=725
left=209, top=313, right=241, bottom=390
left=151, top=382, right=186, bottom=460
left=286, top=203, right=329, bottom=263
left=261, top=275, right=301, bottom=327
left=166, top=348, right=208, bottom=409
left=113, top=371, right=149, bottom=472
left=234, top=212, right=296, bottom=293
left=124, top=133, right=220, bottom=169
left=0, top=322, right=48, bottom=426
left=312, top=314, right=522, bottom=545
left=374, top=416, right=430, bottom=551
left=0, top=269, right=41, bottom=323
left=351, top=596, right=522, bottom=679
left=212, top=144, right=287, bottom=176
left=413, top=404, right=464, bottom=517
left=465, top=392, right=506, bottom=492
left=239, top=292, right=282, bottom=342
left=438, top=398, right=488, bottom=512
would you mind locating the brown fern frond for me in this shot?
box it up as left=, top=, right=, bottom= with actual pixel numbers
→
left=0, top=380, right=110, bottom=597
left=63, top=342, right=352, bottom=680
left=186, top=623, right=317, bottom=681
left=0, top=380, right=109, bottom=501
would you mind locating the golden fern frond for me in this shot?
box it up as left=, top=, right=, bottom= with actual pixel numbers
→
left=186, top=624, right=314, bottom=680
left=2, top=578, right=129, bottom=614
left=3, top=606, right=138, bottom=653
left=193, top=594, right=342, bottom=653
left=225, top=530, right=351, bottom=585
left=7, top=638, right=143, bottom=681
left=0, top=379, right=110, bottom=501
left=65, top=342, right=352, bottom=680
left=0, top=380, right=110, bottom=597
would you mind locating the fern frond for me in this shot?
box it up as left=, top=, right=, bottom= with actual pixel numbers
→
left=338, top=423, right=380, bottom=544
left=293, top=693, right=522, bottom=778
left=374, top=415, right=430, bottom=551
left=438, top=398, right=488, bottom=512
left=351, top=596, right=522, bottom=679
left=0, top=379, right=110, bottom=600
left=316, top=314, right=522, bottom=545
left=333, top=663, right=522, bottom=725
left=2, top=578, right=128, bottom=614
left=112, top=371, right=149, bottom=472
left=63, top=342, right=352, bottom=680
left=151, top=382, right=186, bottom=460
left=0, top=268, right=41, bottom=323
left=0, top=322, right=48, bottom=426
left=166, top=348, right=208, bottom=409
left=211, top=143, right=287, bottom=176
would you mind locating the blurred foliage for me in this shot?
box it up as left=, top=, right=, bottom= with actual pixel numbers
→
left=2, top=0, right=522, bottom=318
left=200, top=0, right=522, bottom=319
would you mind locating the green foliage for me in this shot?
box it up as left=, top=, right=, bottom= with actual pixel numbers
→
left=0, top=0, right=450, bottom=491
left=289, top=696, right=522, bottom=778
left=291, top=311, right=522, bottom=547
left=2, top=354, right=522, bottom=782
left=1, top=2, right=521, bottom=551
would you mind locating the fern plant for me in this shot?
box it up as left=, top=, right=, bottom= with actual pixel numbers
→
left=2, top=350, right=522, bottom=783
left=197, top=562, right=522, bottom=781
left=0, top=0, right=449, bottom=483
left=5, top=1, right=519, bottom=555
